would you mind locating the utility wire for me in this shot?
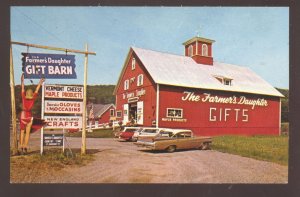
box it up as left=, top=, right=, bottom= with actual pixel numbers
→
left=14, top=8, right=71, bottom=48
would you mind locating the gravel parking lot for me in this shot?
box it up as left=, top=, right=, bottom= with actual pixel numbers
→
left=14, top=133, right=288, bottom=184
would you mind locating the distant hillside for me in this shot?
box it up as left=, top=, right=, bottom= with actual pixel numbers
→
left=87, top=85, right=115, bottom=104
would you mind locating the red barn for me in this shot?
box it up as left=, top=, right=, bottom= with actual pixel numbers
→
left=113, top=36, right=284, bottom=136
left=87, top=103, right=115, bottom=125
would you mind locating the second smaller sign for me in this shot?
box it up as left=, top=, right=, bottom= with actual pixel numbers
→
left=43, top=134, right=64, bottom=146
left=44, top=100, right=83, bottom=114
left=44, top=116, right=83, bottom=129
left=44, top=84, right=83, bottom=99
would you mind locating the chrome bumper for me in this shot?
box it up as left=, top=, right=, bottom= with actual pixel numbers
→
left=134, top=141, right=155, bottom=149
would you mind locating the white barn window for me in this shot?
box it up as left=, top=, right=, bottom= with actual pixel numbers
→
left=137, top=74, right=144, bottom=86
left=167, top=108, right=183, bottom=118
left=188, top=45, right=193, bottom=57
left=116, top=111, right=122, bottom=118
left=202, top=44, right=208, bottom=56
left=124, top=79, right=129, bottom=90
left=214, top=75, right=233, bottom=86
left=110, top=109, right=115, bottom=116
left=224, top=79, right=232, bottom=86
left=132, top=58, right=136, bottom=70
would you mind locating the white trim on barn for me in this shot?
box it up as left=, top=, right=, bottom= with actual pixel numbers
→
left=123, top=104, right=129, bottom=123
left=279, top=98, right=282, bottom=135
left=156, top=84, right=159, bottom=128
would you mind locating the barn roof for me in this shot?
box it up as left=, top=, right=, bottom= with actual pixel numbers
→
left=182, top=36, right=215, bottom=45
left=87, top=103, right=115, bottom=118
left=130, top=47, right=283, bottom=97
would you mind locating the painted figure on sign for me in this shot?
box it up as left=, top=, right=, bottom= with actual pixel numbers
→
left=19, top=73, right=45, bottom=154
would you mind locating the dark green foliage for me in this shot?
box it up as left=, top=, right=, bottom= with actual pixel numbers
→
left=281, top=122, right=289, bottom=136
left=276, top=88, right=289, bottom=122
left=87, top=85, right=115, bottom=104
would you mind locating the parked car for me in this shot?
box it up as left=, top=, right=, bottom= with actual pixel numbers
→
left=113, top=129, right=123, bottom=138
left=118, top=127, right=141, bottom=141
left=133, top=127, right=173, bottom=141
left=114, top=126, right=140, bottom=138
left=131, top=127, right=145, bottom=142
left=131, top=127, right=162, bottom=141
left=134, top=130, right=212, bottom=153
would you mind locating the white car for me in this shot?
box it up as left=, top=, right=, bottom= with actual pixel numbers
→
left=131, top=127, right=145, bottom=141
left=134, top=129, right=212, bottom=152
left=135, top=128, right=175, bottom=141
left=131, top=127, right=159, bottom=141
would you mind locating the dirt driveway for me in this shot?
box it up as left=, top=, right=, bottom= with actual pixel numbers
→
left=16, top=133, right=288, bottom=184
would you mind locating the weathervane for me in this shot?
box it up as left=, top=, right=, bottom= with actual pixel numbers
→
left=195, top=26, right=202, bottom=37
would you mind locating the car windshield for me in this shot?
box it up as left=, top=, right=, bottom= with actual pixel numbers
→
left=173, top=132, right=192, bottom=138
left=142, top=129, right=159, bottom=133
left=125, top=128, right=139, bottom=132
left=159, top=131, right=173, bottom=137
left=136, top=128, right=144, bottom=133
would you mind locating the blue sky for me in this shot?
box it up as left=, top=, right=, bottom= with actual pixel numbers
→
left=11, top=7, right=289, bottom=88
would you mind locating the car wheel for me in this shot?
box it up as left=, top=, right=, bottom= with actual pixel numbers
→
left=198, top=144, right=203, bottom=150
left=166, top=145, right=176, bottom=153
left=201, top=142, right=210, bottom=150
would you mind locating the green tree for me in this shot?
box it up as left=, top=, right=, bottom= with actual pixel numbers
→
left=276, top=88, right=289, bottom=123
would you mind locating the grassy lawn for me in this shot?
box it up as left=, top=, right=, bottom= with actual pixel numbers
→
left=65, top=128, right=116, bottom=138
left=10, top=149, right=97, bottom=182
left=11, top=149, right=96, bottom=168
left=211, top=135, right=288, bottom=166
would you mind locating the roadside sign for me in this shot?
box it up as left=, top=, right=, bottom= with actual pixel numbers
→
left=44, top=85, right=83, bottom=99
left=44, top=116, right=82, bottom=129
left=41, top=84, right=84, bottom=154
left=44, top=100, right=83, bottom=114
left=22, top=53, right=77, bottom=79
left=43, top=134, right=64, bottom=146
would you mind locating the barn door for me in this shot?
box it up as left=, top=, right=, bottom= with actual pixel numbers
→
left=123, top=104, right=129, bottom=123
left=137, top=101, right=143, bottom=125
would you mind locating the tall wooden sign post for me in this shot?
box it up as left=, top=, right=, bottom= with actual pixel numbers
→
left=81, top=44, right=89, bottom=155
left=10, top=41, right=96, bottom=155
left=10, top=44, right=18, bottom=155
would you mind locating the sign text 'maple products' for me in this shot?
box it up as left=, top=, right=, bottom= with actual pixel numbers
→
left=44, top=85, right=83, bottom=99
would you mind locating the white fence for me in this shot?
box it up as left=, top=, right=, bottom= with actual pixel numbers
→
left=85, top=120, right=120, bottom=132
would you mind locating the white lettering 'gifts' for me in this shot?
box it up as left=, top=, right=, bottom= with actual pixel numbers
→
left=209, top=107, right=249, bottom=122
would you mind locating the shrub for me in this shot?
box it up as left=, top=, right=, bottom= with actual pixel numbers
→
left=281, top=123, right=289, bottom=136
